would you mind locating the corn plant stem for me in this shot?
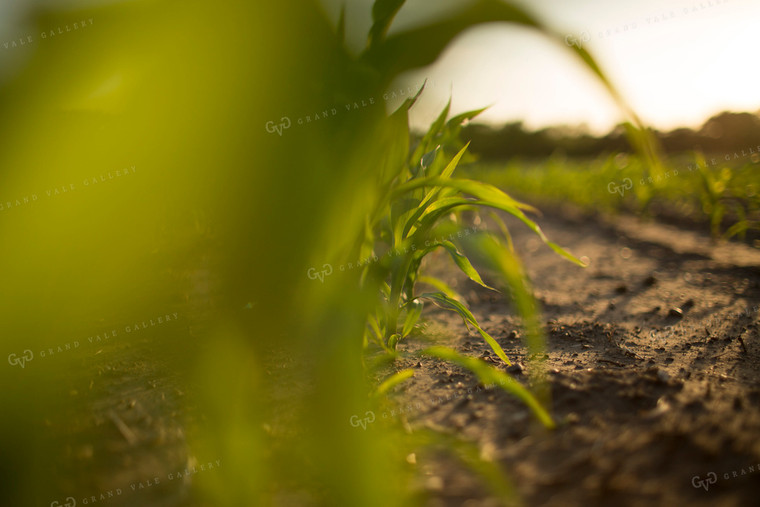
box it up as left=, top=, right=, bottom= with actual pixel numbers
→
left=385, top=261, right=408, bottom=345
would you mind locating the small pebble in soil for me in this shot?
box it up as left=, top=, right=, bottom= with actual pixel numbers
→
left=507, top=330, right=519, bottom=340
left=649, top=396, right=671, bottom=417
left=668, top=307, right=684, bottom=318
left=564, top=413, right=580, bottom=425
left=506, top=363, right=523, bottom=375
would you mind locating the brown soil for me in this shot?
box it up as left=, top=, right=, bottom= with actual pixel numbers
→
left=390, top=205, right=760, bottom=506
left=37, top=206, right=760, bottom=506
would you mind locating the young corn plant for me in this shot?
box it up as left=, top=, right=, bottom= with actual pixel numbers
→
left=317, top=0, right=663, bottom=498
left=336, top=0, right=662, bottom=439
left=691, top=152, right=760, bottom=242
left=349, top=86, right=586, bottom=425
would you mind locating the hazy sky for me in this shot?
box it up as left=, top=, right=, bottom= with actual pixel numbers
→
left=2, top=0, right=758, bottom=135
left=322, top=0, right=760, bottom=134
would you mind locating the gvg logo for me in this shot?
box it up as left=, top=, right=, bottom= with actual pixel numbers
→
left=349, top=411, right=375, bottom=430
left=691, top=472, right=717, bottom=491
left=565, top=31, right=591, bottom=49
left=50, top=497, right=76, bottom=507
left=8, top=349, right=33, bottom=368
left=265, top=116, right=291, bottom=136
left=608, top=178, right=633, bottom=196
left=307, top=263, right=333, bottom=283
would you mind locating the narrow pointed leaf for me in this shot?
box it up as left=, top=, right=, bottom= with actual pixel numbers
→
left=368, top=0, right=406, bottom=49
left=402, top=299, right=423, bottom=337
left=363, top=0, right=542, bottom=79
left=374, top=368, right=414, bottom=397
left=411, top=98, right=451, bottom=166
left=420, top=346, right=554, bottom=428
left=396, top=178, right=585, bottom=266
left=418, top=275, right=462, bottom=301
left=418, top=292, right=510, bottom=365
left=438, top=240, right=494, bottom=290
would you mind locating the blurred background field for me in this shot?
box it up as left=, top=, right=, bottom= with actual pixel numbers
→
left=462, top=112, right=760, bottom=243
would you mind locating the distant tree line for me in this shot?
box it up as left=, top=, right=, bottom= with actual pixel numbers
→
left=458, top=111, right=760, bottom=159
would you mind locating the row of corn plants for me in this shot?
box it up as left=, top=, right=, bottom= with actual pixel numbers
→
left=468, top=151, right=760, bottom=243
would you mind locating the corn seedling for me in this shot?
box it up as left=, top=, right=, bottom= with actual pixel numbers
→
left=335, top=0, right=650, bottom=429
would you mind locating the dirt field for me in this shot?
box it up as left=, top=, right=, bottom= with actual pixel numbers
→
left=390, top=206, right=760, bottom=506
left=37, top=204, right=760, bottom=507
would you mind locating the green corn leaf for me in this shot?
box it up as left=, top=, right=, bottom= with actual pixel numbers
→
left=376, top=82, right=426, bottom=190
left=397, top=178, right=585, bottom=266
left=412, top=198, right=522, bottom=248
left=380, top=281, right=392, bottom=298
left=487, top=210, right=515, bottom=253
left=418, top=275, right=463, bottom=301
left=438, top=142, right=470, bottom=181
left=402, top=196, right=477, bottom=239
left=399, top=145, right=472, bottom=238
left=391, top=197, right=423, bottom=244
left=434, top=107, right=490, bottom=159
left=392, top=81, right=425, bottom=114
left=402, top=299, right=423, bottom=337
left=361, top=0, right=663, bottom=194
left=368, top=313, right=383, bottom=341
left=374, top=368, right=415, bottom=397
left=420, top=346, right=554, bottom=428
left=393, top=177, right=534, bottom=212
left=419, top=146, right=440, bottom=172
left=410, top=98, right=451, bottom=167
left=368, top=0, right=407, bottom=49
left=438, top=240, right=494, bottom=290
left=724, top=220, right=749, bottom=240
left=458, top=232, right=551, bottom=405
left=418, top=292, right=510, bottom=365
left=446, top=106, right=489, bottom=131
left=363, top=0, right=542, bottom=79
